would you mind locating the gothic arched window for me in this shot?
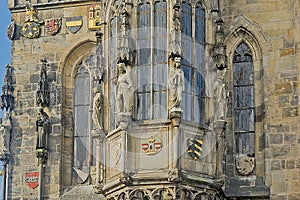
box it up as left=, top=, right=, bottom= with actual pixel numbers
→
left=73, top=66, right=90, bottom=183
left=182, top=2, right=206, bottom=123
left=233, top=42, right=255, bottom=156
left=137, top=1, right=168, bottom=120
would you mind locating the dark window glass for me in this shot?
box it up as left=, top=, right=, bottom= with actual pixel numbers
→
left=73, top=67, right=90, bottom=178
left=233, top=42, right=255, bottom=156
left=181, top=3, right=206, bottom=123
left=137, top=1, right=167, bottom=120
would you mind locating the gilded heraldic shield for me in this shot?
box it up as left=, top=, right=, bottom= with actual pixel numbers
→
left=25, top=171, right=39, bottom=189
left=141, top=136, right=162, bottom=155
left=45, top=18, right=62, bottom=35
left=66, top=16, right=83, bottom=34
left=187, top=137, right=203, bottom=160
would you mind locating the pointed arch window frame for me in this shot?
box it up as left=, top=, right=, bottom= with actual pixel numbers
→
left=232, top=41, right=255, bottom=158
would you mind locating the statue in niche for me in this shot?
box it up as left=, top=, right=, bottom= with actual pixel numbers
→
left=36, top=108, right=50, bottom=150
left=114, top=62, right=134, bottom=115
left=168, top=57, right=185, bottom=113
left=92, top=87, right=103, bottom=131
left=213, top=69, right=228, bottom=121
left=0, top=112, right=11, bottom=155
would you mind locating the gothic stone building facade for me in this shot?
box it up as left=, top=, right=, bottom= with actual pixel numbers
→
left=1, top=0, right=300, bottom=199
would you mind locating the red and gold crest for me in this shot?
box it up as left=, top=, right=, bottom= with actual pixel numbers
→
left=45, top=18, right=62, bottom=35
left=141, top=136, right=162, bottom=155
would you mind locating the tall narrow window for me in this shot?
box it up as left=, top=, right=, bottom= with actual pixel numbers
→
left=137, top=1, right=167, bottom=120
left=182, top=2, right=206, bottom=123
left=73, top=67, right=90, bottom=183
left=233, top=42, right=255, bottom=156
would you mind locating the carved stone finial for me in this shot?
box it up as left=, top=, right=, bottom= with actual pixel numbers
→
left=36, top=59, right=50, bottom=107
left=169, top=3, right=182, bottom=56
left=118, top=6, right=131, bottom=61
left=1, top=65, right=14, bottom=111
left=213, top=18, right=227, bottom=70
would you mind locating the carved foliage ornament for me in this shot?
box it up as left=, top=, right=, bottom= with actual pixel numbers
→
left=106, top=187, right=224, bottom=200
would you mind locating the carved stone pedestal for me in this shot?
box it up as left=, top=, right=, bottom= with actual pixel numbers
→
left=213, top=120, right=226, bottom=179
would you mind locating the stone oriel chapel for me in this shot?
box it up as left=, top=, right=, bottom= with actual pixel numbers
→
left=0, top=0, right=299, bottom=199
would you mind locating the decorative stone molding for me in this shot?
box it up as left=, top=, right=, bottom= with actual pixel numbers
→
left=0, top=112, right=12, bottom=158
left=36, top=58, right=50, bottom=107
left=105, top=186, right=224, bottom=200
left=169, top=2, right=182, bottom=56
left=1, top=65, right=14, bottom=111
left=213, top=18, right=227, bottom=70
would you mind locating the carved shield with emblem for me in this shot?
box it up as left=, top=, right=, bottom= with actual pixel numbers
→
left=25, top=171, right=39, bottom=189
left=45, top=18, right=61, bottom=35
left=187, top=137, right=203, bottom=160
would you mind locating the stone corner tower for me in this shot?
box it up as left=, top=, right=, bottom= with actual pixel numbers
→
left=3, top=0, right=300, bottom=199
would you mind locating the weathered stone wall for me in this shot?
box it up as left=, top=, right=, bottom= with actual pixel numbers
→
left=222, top=0, right=300, bottom=199
left=6, top=0, right=300, bottom=199
left=8, top=2, right=97, bottom=199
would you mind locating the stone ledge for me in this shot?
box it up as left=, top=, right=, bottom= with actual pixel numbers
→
left=60, top=185, right=105, bottom=200
left=224, top=176, right=270, bottom=198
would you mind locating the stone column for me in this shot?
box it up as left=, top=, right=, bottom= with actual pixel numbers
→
left=1, top=153, right=10, bottom=200
left=93, top=130, right=105, bottom=193
left=169, top=111, right=182, bottom=182
left=213, top=120, right=226, bottom=178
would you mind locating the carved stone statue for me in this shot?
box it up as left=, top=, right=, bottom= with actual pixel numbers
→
left=36, top=108, right=50, bottom=150
left=213, top=69, right=228, bottom=121
left=92, top=87, right=103, bottom=131
left=114, top=62, right=134, bottom=115
left=168, top=57, right=185, bottom=113
left=0, top=112, right=11, bottom=155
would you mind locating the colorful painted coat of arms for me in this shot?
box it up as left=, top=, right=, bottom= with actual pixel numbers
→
left=141, top=136, right=162, bottom=155
left=20, top=3, right=44, bottom=39
left=66, top=16, right=83, bottom=34
left=187, top=137, right=203, bottom=160
left=45, top=18, right=62, bottom=35
left=25, top=171, right=39, bottom=189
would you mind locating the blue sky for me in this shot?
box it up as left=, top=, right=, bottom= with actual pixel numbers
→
left=0, top=0, right=11, bottom=196
left=0, top=0, right=10, bottom=102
